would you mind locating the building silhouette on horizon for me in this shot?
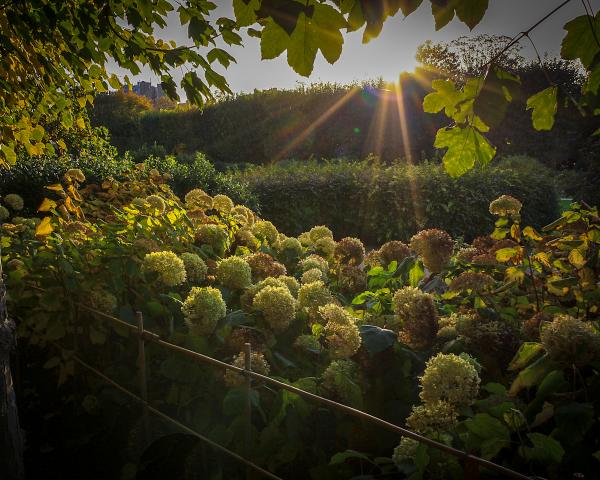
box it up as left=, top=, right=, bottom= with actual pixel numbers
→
left=123, top=81, right=165, bottom=101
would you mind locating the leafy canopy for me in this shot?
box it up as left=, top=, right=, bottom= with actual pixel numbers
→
left=1, top=0, right=598, bottom=176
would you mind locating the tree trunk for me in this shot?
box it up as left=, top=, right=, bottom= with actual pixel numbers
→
left=0, top=275, right=24, bottom=479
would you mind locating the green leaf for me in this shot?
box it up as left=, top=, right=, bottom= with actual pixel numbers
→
left=313, top=3, right=346, bottom=64
left=261, top=20, right=290, bottom=60
left=399, top=0, right=423, bottom=16
left=508, top=342, right=544, bottom=372
left=233, top=0, right=259, bottom=27
left=473, top=67, right=520, bottom=128
left=519, top=433, right=564, bottom=464
left=434, top=126, right=496, bottom=177
left=329, top=449, right=372, bottom=466
left=287, top=13, right=318, bottom=76
left=561, top=13, right=600, bottom=68
left=423, top=79, right=463, bottom=116
left=359, top=325, right=397, bottom=353
left=464, top=413, right=510, bottom=460
left=43, top=357, right=61, bottom=369
left=455, top=0, right=489, bottom=30
left=526, top=86, right=558, bottom=131
left=509, top=354, right=557, bottom=395
left=0, top=144, right=17, bottom=165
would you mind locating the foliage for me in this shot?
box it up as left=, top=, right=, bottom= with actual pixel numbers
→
left=240, top=159, right=559, bottom=244
left=3, top=167, right=599, bottom=478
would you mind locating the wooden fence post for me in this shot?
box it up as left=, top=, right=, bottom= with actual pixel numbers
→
left=136, top=311, right=150, bottom=446
left=464, top=456, right=480, bottom=480
left=244, top=342, right=252, bottom=480
left=0, top=271, right=24, bottom=479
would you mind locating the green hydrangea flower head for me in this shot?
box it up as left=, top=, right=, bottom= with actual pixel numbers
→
left=298, top=280, right=333, bottom=322
left=378, top=240, right=410, bottom=266
left=145, top=194, right=166, bottom=214
left=320, top=304, right=361, bottom=358
left=541, top=314, right=600, bottom=367
left=392, top=437, right=419, bottom=467
left=252, top=220, right=278, bottom=245
left=321, top=359, right=361, bottom=406
left=278, top=275, right=300, bottom=297
left=334, top=237, right=365, bottom=265
left=419, top=353, right=480, bottom=406
left=143, top=251, right=187, bottom=287
left=224, top=351, right=270, bottom=387
left=0, top=205, right=10, bottom=221
left=406, top=401, right=458, bottom=434
left=196, top=224, right=228, bottom=255
left=180, top=252, right=208, bottom=284
left=3, top=194, right=24, bottom=211
left=253, top=285, right=296, bottom=332
left=315, top=236, right=336, bottom=257
left=232, top=205, right=255, bottom=225
left=301, top=268, right=324, bottom=284
left=182, top=286, right=226, bottom=335
left=308, top=225, right=333, bottom=243
left=489, top=194, right=522, bottom=217
left=392, top=286, right=438, bottom=349
left=277, top=236, right=303, bottom=258
left=298, top=232, right=313, bottom=246
left=212, top=194, right=234, bottom=213
left=216, top=256, right=252, bottom=290
left=240, top=276, right=289, bottom=311
left=88, top=288, right=118, bottom=314
left=236, top=227, right=259, bottom=249
left=185, top=189, right=213, bottom=209
left=410, top=229, right=454, bottom=273
left=294, top=334, right=322, bottom=353
left=449, top=271, right=495, bottom=292
left=299, top=254, right=329, bottom=275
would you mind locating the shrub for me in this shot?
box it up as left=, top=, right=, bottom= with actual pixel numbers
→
left=240, top=160, right=559, bottom=244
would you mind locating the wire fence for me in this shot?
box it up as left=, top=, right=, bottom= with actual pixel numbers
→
left=70, top=302, right=533, bottom=480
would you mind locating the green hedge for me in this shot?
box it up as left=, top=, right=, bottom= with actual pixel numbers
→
left=1, top=139, right=258, bottom=212
left=240, top=160, right=559, bottom=244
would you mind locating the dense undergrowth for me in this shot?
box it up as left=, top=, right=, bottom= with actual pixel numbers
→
left=1, top=165, right=598, bottom=479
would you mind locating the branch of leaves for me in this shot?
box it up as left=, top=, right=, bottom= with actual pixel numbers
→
left=424, top=64, right=561, bottom=177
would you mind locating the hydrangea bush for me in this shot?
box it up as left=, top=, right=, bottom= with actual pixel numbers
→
left=2, top=168, right=599, bottom=480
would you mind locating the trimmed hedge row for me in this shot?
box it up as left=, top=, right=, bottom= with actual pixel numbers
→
left=240, top=160, right=559, bottom=244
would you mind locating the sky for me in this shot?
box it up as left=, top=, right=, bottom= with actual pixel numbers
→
left=111, top=0, right=597, bottom=95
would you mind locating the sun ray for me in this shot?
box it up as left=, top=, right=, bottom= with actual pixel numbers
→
left=270, top=87, right=360, bottom=163
left=393, top=79, right=425, bottom=228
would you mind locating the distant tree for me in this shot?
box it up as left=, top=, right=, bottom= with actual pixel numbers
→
left=90, top=92, right=153, bottom=151
left=416, top=35, right=525, bottom=81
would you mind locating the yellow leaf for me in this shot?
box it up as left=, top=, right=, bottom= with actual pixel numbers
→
left=568, top=249, right=586, bottom=268
left=505, top=267, right=525, bottom=284
left=496, top=247, right=518, bottom=263
left=533, top=252, right=551, bottom=268
left=510, top=224, right=521, bottom=241
left=76, top=117, right=86, bottom=129
left=35, top=217, right=54, bottom=236
left=38, top=198, right=57, bottom=212
left=45, top=184, right=64, bottom=192
left=523, top=226, right=542, bottom=241
left=57, top=139, right=67, bottom=150
left=64, top=196, right=77, bottom=213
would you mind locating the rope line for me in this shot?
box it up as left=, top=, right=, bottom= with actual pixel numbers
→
left=73, top=302, right=534, bottom=480
left=69, top=353, right=283, bottom=480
